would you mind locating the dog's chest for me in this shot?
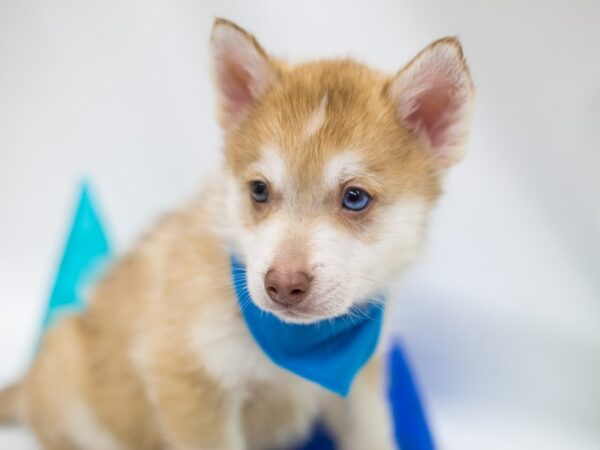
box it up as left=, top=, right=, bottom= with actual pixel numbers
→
left=190, top=311, right=327, bottom=447
left=190, top=311, right=292, bottom=388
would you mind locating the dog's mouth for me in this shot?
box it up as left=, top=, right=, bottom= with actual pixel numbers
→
left=270, top=307, right=322, bottom=324
left=255, top=299, right=345, bottom=325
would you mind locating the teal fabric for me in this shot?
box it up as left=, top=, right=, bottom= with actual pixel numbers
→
left=41, top=182, right=110, bottom=331
left=230, top=255, right=384, bottom=396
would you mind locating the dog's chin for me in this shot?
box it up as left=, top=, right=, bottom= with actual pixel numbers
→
left=252, top=299, right=347, bottom=325
left=270, top=308, right=327, bottom=325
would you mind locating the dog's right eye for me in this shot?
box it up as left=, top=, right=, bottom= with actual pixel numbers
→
left=250, top=181, right=269, bottom=203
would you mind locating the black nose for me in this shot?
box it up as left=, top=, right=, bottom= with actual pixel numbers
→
left=264, top=269, right=311, bottom=306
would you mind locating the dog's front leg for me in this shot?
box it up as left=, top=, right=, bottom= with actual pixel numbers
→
left=147, top=358, right=246, bottom=450
left=325, top=356, right=396, bottom=450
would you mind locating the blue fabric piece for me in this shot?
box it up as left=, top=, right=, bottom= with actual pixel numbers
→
left=388, top=345, right=436, bottom=450
left=292, top=424, right=335, bottom=450
left=41, top=182, right=110, bottom=331
left=230, top=255, right=384, bottom=397
left=294, top=344, right=435, bottom=450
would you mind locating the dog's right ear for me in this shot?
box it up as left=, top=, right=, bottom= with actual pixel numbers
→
left=211, top=18, right=279, bottom=130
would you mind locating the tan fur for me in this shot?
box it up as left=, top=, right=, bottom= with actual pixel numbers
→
left=0, top=18, right=473, bottom=450
left=0, top=383, right=21, bottom=424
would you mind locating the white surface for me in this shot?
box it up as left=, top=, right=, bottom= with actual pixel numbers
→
left=1, top=1, right=599, bottom=449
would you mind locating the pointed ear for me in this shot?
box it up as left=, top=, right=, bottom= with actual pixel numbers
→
left=211, top=18, right=279, bottom=130
left=388, top=37, right=474, bottom=167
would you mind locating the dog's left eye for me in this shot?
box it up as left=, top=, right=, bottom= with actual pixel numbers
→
left=250, top=181, right=269, bottom=203
left=342, top=187, right=371, bottom=211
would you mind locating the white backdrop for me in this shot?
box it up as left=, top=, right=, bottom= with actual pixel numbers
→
left=1, top=1, right=599, bottom=449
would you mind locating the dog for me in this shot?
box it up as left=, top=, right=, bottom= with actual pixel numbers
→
left=0, top=18, right=473, bottom=450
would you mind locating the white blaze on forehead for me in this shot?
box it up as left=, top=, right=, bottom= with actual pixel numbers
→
left=253, top=145, right=287, bottom=189
left=323, top=151, right=367, bottom=188
left=303, top=95, right=328, bottom=139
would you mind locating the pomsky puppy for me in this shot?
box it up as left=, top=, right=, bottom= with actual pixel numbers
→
left=0, top=18, right=473, bottom=450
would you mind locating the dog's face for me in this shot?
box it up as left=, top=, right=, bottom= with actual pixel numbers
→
left=212, top=19, right=473, bottom=323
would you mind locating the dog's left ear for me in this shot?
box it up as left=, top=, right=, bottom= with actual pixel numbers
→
left=389, top=37, right=474, bottom=167
left=211, top=18, right=279, bottom=130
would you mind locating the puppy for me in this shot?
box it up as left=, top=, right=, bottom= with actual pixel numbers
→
left=0, top=18, right=473, bottom=450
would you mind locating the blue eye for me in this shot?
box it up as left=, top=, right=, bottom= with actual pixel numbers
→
left=250, top=181, right=269, bottom=203
left=342, top=187, right=371, bottom=211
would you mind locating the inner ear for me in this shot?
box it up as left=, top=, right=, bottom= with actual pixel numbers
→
left=219, top=53, right=256, bottom=120
left=389, top=37, right=474, bottom=166
left=404, top=83, right=458, bottom=148
left=211, top=19, right=278, bottom=130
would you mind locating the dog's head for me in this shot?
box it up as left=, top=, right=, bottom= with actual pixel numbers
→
left=211, top=19, right=473, bottom=323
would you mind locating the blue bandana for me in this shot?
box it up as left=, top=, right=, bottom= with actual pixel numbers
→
left=230, top=255, right=384, bottom=396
